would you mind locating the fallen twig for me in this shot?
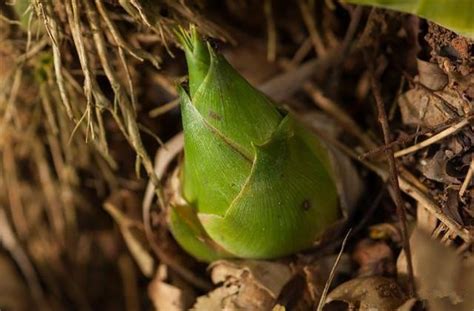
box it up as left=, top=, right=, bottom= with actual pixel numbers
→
left=395, top=116, right=472, bottom=158
left=369, top=70, right=416, bottom=296
left=149, top=98, right=180, bottom=118
left=298, top=0, right=326, bottom=57
left=310, top=124, right=473, bottom=243
left=264, top=0, right=277, bottom=62
left=459, top=157, right=474, bottom=200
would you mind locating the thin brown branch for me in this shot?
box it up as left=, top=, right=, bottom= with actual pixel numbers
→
left=395, top=116, right=472, bottom=157
left=459, top=157, right=474, bottom=200
left=309, top=123, right=472, bottom=243
left=291, top=38, right=312, bottom=65
left=149, top=98, right=180, bottom=118
left=360, top=112, right=473, bottom=159
left=369, top=65, right=416, bottom=297
left=297, top=0, right=326, bottom=56
left=264, top=0, right=277, bottom=62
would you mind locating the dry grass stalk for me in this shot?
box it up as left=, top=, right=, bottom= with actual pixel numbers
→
left=395, top=116, right=472, bottom=157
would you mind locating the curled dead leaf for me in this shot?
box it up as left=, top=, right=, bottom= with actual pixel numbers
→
left=324, top=276, right=406, bottom=311
left=209, top=260, right=293, bottom=299
left=148, top=265, right=196, bottom=311
left=419, top=150, right=460, bottom=184
left=398, top=87, right=465, bottom=128
left=192, top=260, right=293, bottom=311
left=416, top=58, right=448, bottom=91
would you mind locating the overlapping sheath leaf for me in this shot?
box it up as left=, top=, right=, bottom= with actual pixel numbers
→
left=170, top=29, right=340, bottom=261
left=199, top=117, right=339, bottom=258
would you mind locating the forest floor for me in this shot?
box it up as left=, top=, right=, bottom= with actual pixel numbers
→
left=0, top=1, right=472, bottom=310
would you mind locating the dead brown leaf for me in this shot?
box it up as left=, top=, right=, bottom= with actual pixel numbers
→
left=417, top=58, right=448, bottom=91
left=416, top=202, right=438, bottom=234
left=148, top=265, right=196, bottom=311
left=419, top=150, right=460, bottom=184
left=324, top=276, right=406, bottom=311
left=398, top=87, right=464, bottom=128
left=397, top=227, right=474, bottom=310
left=441, top=188, right=464, bottom=226
left=353, top=239, right=394, bottom=277
left=303, top=254, right=352, bottom=303
left=192, top=260, right=293, bottom=311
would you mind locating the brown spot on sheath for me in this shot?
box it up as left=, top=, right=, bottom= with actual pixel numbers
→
left=208, top=110, right=222, bottom=121
left=302, top=200, right=311, bottom=211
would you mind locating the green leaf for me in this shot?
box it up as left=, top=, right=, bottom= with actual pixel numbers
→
left=345, top=0, right=474, bottom=39
left=180, top=87, right=251, bottom=216
left=199, top=116, right=339, bottom=258
left=175, top=26, right=211, bottom=97
left=192, top=49, right=283, bottom=156
left=168, top=203, right=231, bottom=262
